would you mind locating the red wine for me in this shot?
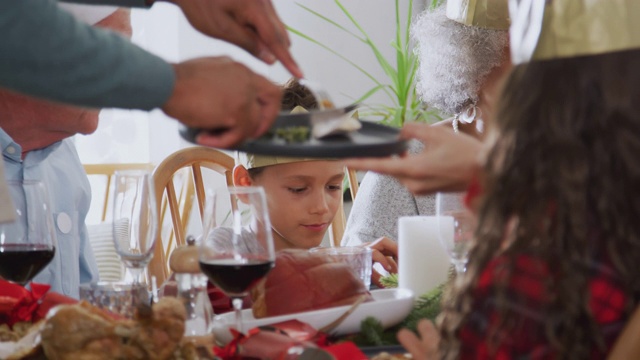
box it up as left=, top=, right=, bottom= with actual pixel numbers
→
left=0, top=244, right=55, bottom=285
left=199, top=259, right=273, bottom=296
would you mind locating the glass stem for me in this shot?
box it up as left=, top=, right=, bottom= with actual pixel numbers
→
left=454, top=261, right=467, bottom=275
left=129, top=268, right=143, bottom=284
left=232, top=297, right=244, bottom=334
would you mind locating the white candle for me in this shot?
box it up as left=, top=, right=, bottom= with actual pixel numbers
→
left=398, top=216, right=452, bottom=297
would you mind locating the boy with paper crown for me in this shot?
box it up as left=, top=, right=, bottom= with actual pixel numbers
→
left=234, top=79, right=398, bottom=272
left=205, top=150, right=348, bottom=313
left=233, top=152, right=345, bottom=251
left=204, top=79, right=398, bottom=313
left=230, top=77, right=345, bottom=251
left=398, top=0, right=640, bottom=359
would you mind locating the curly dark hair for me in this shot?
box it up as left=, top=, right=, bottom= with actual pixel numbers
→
left=280, top=78, right=319, bottom=111
left=439, top=49, right=640, bottom=358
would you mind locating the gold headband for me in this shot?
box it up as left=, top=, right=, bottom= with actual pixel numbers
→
left=510, top=0, right=640, bottom=64
left=236, top=153, right=322, bottom=169
left=446, top=0, right=510, bottom=30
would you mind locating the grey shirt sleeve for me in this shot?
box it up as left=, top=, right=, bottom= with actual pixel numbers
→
left=341, top=140, right=436, bottom=246
left=0, top=0, right=174, bottom=110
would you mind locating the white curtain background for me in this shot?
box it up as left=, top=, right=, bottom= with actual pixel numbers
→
left=77, top=0, right=427, bottom=225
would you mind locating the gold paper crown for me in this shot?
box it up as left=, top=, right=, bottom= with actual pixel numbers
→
left=446, top=0, right=510, bottom=30
left=236, top=153, right=321, bottom=169
left=510, top=0, right=640, bottom=64
left=237, top=106, right=335, bottom=169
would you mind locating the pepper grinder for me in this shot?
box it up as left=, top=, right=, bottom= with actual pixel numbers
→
left=169, top=235, right=214, bottom=336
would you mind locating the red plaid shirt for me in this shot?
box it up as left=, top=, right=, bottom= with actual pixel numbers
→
left=457, top=254, right=630, bottom=359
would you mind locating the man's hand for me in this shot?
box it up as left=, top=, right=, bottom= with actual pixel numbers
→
left=162, top=57, right=282, bottom=149
left=168, top=0, right=303, bottom=78
left=345, top=123, right=483, bottom=195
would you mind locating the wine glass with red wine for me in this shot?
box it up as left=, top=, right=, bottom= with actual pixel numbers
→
left=199, top=186, right=275, bottom=333
left=0, top=180, right=56, bottom=286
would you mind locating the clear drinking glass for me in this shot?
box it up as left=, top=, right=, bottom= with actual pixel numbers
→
left=436, top=192, right=476, bottom=275
left=0, top=180, right=57, bottom=286
left=199, top=186, right=275, bottom=333
left=309, top=247, right=372, bottom=290
left=112, top=170, right=158, bottom=284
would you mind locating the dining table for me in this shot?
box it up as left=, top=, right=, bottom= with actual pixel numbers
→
left=0, top=278, right=416, bottom=360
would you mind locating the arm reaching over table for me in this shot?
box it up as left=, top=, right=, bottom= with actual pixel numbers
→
left=59, top=0, right=302, bottom=78
left=0, top=0, right=293, bottom=149
left=165, top=0, right=302, bottom=78
left=345, top=123, right=483, bottom=196
left=162, top=57, right=282, bottom=148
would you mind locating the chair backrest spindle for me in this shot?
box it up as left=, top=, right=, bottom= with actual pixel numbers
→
left=328, top=167, right=359, bottom=247
left=149, top=147, right=234, bottom=284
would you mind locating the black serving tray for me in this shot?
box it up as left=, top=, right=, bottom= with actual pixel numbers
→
left=179, top=110, right=407, bottom=158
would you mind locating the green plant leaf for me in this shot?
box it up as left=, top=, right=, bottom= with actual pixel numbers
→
left=286, top=26, right=384, bottom=89
left=352, top=85, right=387, bottom=104
left=296, top=3, right=363, bottom=42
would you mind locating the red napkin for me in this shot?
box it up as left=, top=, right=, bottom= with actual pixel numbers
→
left=214, top=319, right=367, bottom=360
left=324, top=342, right=369, bottom=360
left=0, top=280, right=76, bottom=326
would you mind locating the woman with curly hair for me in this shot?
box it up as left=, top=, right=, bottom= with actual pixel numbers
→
left=398, top=1, right=640, bottom=358
left=342, top=0, right=510, bottom=262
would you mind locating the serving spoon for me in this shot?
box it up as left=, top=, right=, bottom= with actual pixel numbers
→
left=318, top=294, right=369, bottom=334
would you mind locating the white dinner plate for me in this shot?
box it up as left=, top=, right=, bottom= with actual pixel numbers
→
left=211, top=288, right=414, bottom=344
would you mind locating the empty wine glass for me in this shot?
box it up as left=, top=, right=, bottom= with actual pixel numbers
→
left=199, top=186, right=275, bottom=333
left=112, top=170, right=158, bottom=284
left=436, top=192, right=476, bottom=275
left=0, top=180, right=56, bottom=286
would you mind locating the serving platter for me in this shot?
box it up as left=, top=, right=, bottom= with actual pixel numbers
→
left=179, top=111, right=407, bottom=158
left=211, top=288, right=414, bottom=344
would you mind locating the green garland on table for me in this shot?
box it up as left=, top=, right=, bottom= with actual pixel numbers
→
left=349, top=282, right=445, bottom=347
left=379, top=273, right=399, bottom=288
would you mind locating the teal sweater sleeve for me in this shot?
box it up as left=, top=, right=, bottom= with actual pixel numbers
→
left=0, top=0, right=175, bottom=110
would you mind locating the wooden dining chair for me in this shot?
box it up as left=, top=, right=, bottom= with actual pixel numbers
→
left=329, top=168, right=359, bottom=247
left=148, top=147, right=234, bottom=285
left=608, top=305, right=640, bottom=359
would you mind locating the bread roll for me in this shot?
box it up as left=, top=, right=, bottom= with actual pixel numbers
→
left=252, top=249, right=372, bottom=318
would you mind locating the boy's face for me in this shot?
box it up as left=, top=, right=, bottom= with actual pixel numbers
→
left=250, top=161, right=345, bottom=251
